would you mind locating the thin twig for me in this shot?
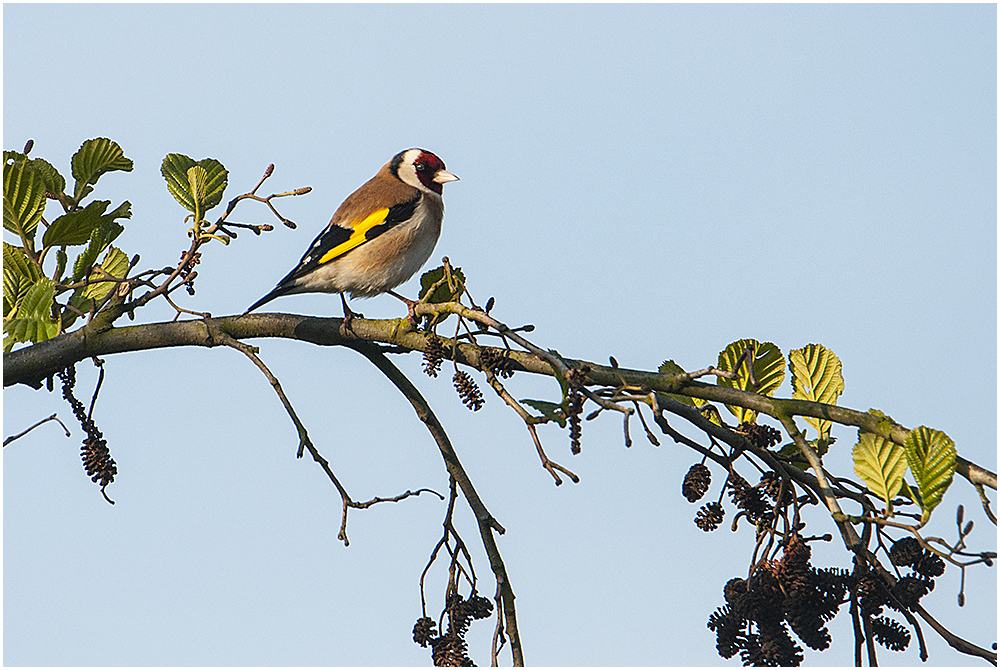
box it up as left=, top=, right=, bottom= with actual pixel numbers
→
left=975, top=484, right=996, bottom=525
left=851, top=516, right=996, bottom=568
left=347, top=341, right=524, bottom=666
left=3, top=413, right=71, bottom=446
left=776, top=413, right=863, bottom=551
left=215, top=332, right=344, bottom=527
left=351, top=488, right=443, bottom=510
left=482, top=368, right=578, bottom=485
left=87, top=357, right=105, bottom=422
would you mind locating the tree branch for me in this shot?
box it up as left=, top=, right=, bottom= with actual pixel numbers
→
left=6, top=310, right=996, bottom=665
left=6, top=312, right=995, bottom=495
left=3, top=413, right=71, bottom=446
left=344, top=340, right=524, bottom=666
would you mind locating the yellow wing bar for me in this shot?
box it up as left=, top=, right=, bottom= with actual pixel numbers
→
left=318, top=208, right=390, bottom=264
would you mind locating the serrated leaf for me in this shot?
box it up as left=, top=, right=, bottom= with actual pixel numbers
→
left=160, top=154, right=228, bottom=217
left=658, top=359, right=706, bottom=407
left=521, top=399, right=567, bottom=428
left=4, top=155, right=47, bottom=243
left=61, top=286, right=93, bottom=330
left=3, top=277, right=58, bottom=345
left=867, top=408, right=899, bottom=438
left=54, top=248, right=68, bottom=282
left=26, top=156, right=66, bottom=197
left=852, top=431, right=907, bottom=511
left=82, top=246, right=129, bottom=303
left=904, top=426, right=956, bottom=524
left=187, top=166, right=209, bottom=212
left=417, top=265, right=467, bottom=327
left=789, top=344, right=845, bottom=440
left=72, top=218, right=124, bottom=281
left=717, top=339, right=786, bottom=423
left=3, top=242, right=42, bottom=318
left=106, top=200, right=132, bottom=221
left=71, top=138, right=133, bottom=201
left=419, top=265, right=466, bottom=304
left=659, top=360, right=684, bottom=376
left=43, top=199, right=110, bottom=247
left=195, top=159, right=227, bottom=212
left=161, top=154, right=197, bottom=212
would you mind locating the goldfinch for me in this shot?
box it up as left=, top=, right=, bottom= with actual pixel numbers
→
left=246, top=148, right=458, bottom=319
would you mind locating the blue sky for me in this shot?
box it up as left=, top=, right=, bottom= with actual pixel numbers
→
left=3, top=3, right=996, bottom=666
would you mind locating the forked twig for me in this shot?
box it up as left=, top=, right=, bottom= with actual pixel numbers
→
left=482, top=367, right=578, bottom=485
left=214, top=326, right=436, bottom=546
left=3, top=413, right=71, bottom=446
left=346, top=340, right=524, bottom=666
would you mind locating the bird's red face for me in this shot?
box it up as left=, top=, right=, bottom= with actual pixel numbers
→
left=413, top=151, right=458, bottom=195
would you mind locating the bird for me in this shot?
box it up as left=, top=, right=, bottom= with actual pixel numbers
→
left=245, top=148, right=458, bottom=323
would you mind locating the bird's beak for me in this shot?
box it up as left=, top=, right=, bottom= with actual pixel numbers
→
left=434, top=170, right=459, bottom=184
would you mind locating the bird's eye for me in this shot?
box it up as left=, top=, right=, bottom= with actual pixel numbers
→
left=415, top=162, right=427, bottom=172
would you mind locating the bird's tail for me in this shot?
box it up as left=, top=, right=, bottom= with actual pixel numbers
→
left=244, top=284, right=290, bottom=314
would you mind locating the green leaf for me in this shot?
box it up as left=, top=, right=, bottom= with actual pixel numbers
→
left=62, top=284, right=95, bottom=331
left=105, top=200, right=132, bottom=221
left=867, top=408, right=900, bottom=438
left=658, top=359, right=706, bottom=407
left=3, top=241, right=42, bottom=318
left=71, top=138, right=133, bottom=201
left=72, top=218, right=125, bottom=281
left=904, top=426, right=956, bottom=524
left=717, top=339, right=786, bottom=423
left=852, top=431, right=907, bottom=511
left=54, top=248, right=68, bottom=283
left=3, top=277, right=58, bottom=346
left=521, top=399, right=567, bottom=428
left=417, top=265, right=467, bottom=327
left=82, top=246, right=130, bottom=303
left=43, top=199, right=110, bottom=247
left=160, top=154, right=228, bottom=217
left=187, top=166, right=209, bottom=213
left=419, top=265, right=467, bottom=304
left=27, top=156, right=67, bottom=197
left=546, top=349, right=574, bottom=400
left=4, top=154, right=47, bottom=244
left=789, top=344, right=845, bottom=440
left=776, top=441, right=810, bottom=469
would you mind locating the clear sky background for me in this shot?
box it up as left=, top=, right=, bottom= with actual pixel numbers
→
left=3, top=3, right=996, bottom=667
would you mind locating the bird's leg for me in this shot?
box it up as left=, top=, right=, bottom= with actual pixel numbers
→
left=340, top=293, right=363, bottom=331
left=387, top=290, right=420, bottom=328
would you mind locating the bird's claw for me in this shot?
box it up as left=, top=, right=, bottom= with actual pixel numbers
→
left=340, top=294, right=363, bottom=332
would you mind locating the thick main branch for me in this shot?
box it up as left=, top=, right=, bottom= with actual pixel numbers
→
left=5, top=311, right=995, bottom=493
